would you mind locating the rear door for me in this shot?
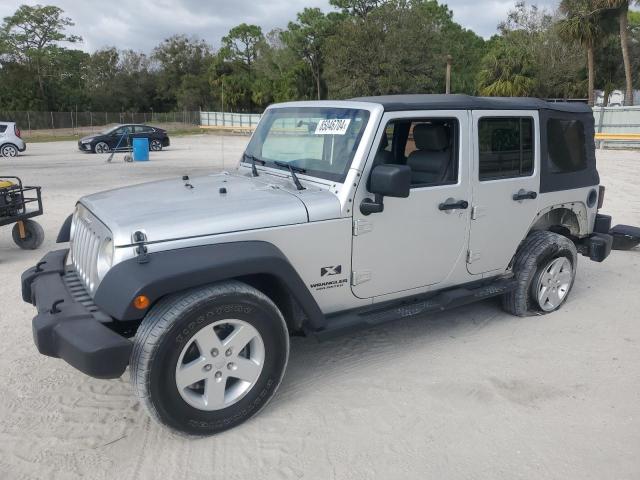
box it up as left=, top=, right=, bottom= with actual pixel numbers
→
left=467, top=110, right=540, bottom=275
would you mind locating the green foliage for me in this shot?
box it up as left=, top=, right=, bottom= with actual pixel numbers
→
left=220, top=24, right=264, bottom=68
left=478, top=3, right=587, bottom=98
left=0, top=4, right=82, bottom=109
left=0, top=1, right=637, bottom=114
left=153, top=35, right=215, bottom=110
left=282, top=8, right=339, bottom=99
left=477, top=35, right=537, bottom=96
left=323, top=0, right=486, bottom=98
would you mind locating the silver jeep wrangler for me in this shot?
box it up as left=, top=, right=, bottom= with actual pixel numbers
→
left=21, top=95, right=639, bottom=435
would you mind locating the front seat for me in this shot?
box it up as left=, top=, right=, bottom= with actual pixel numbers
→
left=407, top=124, right=450, bottom=185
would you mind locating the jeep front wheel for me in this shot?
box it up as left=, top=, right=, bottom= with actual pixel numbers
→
left=130, top=281, right=289, bottom=435
left=503, top=230, right=577, bottom=316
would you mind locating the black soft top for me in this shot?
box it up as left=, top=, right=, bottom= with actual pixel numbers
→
left=350, top=94, right=592, bottom=113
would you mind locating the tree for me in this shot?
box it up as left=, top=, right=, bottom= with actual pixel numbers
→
left=558, top=0, right=610, bottom=105
left=220, top=24, right=264, bottom=69
left=329, top=0, right=387, bottom=17
left=323, top=0, right=484, bottom=98
left=479, top=2, right=585, bottom=99
left=153, top=35, right=214, bottom=110
left=0, top=4, right=81, bottom=108
left=477, top=35, right=537, bottom=96
left=595, top=1, right=638, bottom=105
left=282, top=8, right=337, bottom=100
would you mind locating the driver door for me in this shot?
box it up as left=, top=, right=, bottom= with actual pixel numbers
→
left=351, top=111, right=471, bottom=299
left=110, top=126, right=130, bottom=150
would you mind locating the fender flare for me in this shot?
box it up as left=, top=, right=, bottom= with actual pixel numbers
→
left=93, top=241, right=325, bottom=330
left=57, top=214, right=73, bottom=243
left=529, top=203, right=589, bottom=237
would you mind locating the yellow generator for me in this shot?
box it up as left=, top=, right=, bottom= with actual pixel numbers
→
left=0, top=176, right=44, bottom=249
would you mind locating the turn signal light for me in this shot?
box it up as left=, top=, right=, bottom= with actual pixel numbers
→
left=133, top=295, right=150, bottom=310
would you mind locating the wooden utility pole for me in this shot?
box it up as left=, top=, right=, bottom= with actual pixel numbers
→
left=445, top=55, right=452, bottom=94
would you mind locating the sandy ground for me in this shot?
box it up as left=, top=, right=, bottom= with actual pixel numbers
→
left=1, top=137, right=639, bottom=480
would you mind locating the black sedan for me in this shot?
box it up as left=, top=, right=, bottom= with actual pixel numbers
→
left=78, top=124, right=170, bottom=154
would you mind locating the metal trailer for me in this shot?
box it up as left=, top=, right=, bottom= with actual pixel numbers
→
left=0, top=176, right=44, bottom=249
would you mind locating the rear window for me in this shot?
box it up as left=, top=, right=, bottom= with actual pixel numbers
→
left=478, top=117, right=534, bottom=181
left=547, top=119, right=587, bottom=173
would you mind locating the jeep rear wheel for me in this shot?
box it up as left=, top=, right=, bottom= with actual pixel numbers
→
left=503, top=231, right=577, bottom=316
left=130, top=281, right=289, bottom=436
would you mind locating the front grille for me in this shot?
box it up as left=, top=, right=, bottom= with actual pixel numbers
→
left=70, top=207, right=103, bottom=293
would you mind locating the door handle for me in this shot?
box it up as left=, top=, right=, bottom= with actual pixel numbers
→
left=512, top=190, right=538, bottom=201
left=439, top=199, right=469, bottom=211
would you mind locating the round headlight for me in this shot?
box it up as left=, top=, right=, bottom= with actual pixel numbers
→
left=96, top=237, right=114, bottom=281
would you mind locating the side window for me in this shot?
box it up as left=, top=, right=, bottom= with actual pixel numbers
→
left=478, top=117, right=534, bottom=181
left=547, top=119, right=586, bottom=173
left=374, top=118, right=459, bottom=188
left=0, top=125, right=7, bottom=133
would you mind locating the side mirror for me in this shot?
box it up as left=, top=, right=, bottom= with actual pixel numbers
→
left=361, top=164, right=411, bottom=215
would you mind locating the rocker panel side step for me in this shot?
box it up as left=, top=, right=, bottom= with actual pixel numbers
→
left=315, top=277, right=516, bottom=340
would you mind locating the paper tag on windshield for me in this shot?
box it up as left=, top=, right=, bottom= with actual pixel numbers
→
left=314, top=119, right=351, bottom=135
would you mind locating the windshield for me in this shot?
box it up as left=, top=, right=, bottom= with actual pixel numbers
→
left=244, top=107, right=370, bottom=182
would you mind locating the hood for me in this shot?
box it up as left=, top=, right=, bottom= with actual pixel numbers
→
left=80, top=172, right=341, bottom=246
left=80, top=135, right=96, bottom=142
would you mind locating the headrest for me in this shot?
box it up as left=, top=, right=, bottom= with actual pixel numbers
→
left=413, top=124, right=449, bottom=151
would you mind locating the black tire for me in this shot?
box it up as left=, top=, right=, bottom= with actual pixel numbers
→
left=502, top=230, right=578, bottom=316
left=12, top=220, right=45, bottom=250
left=150, top=139, right=163, bottom=151
left=130, top=281, right=289, bottom=436
left=94, top=141, right=110, bottom=154
left=1, top=143, right=19, bottom=157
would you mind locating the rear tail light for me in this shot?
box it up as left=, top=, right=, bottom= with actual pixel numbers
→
left=14, top=125, right=21, bottom=138
left=598, top=185, right=605, bottom=209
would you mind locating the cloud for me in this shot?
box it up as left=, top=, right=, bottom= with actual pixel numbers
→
left=0, top=0, right=561, bottom=53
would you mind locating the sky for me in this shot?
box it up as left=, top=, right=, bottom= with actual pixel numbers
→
left=0, top=0, right=560, bottom=53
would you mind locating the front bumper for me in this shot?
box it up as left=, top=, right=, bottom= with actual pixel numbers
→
left=21, top=249, right=132, bottom=379
left=78, top=141, right=92, bottom=152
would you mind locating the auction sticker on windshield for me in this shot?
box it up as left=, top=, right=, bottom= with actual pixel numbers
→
left=315, top=119, right=351, bottom=135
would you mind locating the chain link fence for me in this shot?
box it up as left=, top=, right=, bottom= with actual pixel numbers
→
left=0, top=111, right=201, bottom=138
left=200, top=111, right=262, bottom=131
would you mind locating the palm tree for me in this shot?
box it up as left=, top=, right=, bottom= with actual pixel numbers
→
left=596, top=0, right=638, bottom=105
left=558, top=0, right=605, bottom=106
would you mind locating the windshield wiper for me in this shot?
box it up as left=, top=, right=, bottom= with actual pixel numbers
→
left=274, top=161, right=306, bottom=191
left=243, top=153, right=265, bottom=177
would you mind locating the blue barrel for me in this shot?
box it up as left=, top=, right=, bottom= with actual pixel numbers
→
left=132, top=138, right=149, bottom=161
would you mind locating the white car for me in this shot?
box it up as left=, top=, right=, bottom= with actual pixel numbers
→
left=0, top=122, right=27, bottom=157
left=607, top=90, right=624, bottom=107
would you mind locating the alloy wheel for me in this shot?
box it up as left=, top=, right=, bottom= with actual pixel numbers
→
left=175, top=319, right=265, bottom=411
left=1, top=145, right=18, bottom=157
left=535, top=257, right=573, bottom=312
